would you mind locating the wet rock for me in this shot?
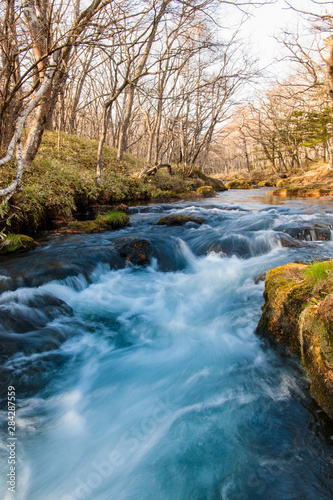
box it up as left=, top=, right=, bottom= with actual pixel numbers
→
left=279, top=234, right=306, bottom=248
left=281, top=223, right=331, bottom=242
left=156, top=214, right=204, bottom=226
left=254, top=271, right=266, bottom=284
left=0, top=293, right=73, bottom=334
left=114, top=237, right=154, bottom=266
left=0, top=292, right=74, bottom=360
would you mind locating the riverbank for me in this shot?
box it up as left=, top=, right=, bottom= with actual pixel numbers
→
left=257, top=261, right=333, bottom=418
left=220, top=161, right=333, bottom=197
left=0, top=131, right=225, bottom=235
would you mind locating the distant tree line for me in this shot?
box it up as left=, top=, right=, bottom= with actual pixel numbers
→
left=0, top=0, right=253, bottom=201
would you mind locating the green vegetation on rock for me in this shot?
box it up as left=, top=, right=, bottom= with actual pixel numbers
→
left=225, top=179, right=254, bottom=189
left=257, top=260, right=333, bottom=417
left=67, top=210, right=129, bottom=234
left=196, top=186, right=217, bottom=197
left=257, top=180, right=276, bottom=187
left=95, top=211, right=129, bottom=229
left=0, top=234, right=38, bottom=254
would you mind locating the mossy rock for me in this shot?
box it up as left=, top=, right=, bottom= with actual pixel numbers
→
left=196, top=186, right=217, bottom=197
left=95, top=211, right=129, bottom=229
left=151, top=190, right=181, bottom=202
left=156, top=214, right=204, bottom=226
left=257, top=180, right=276, bottom=187
left=225, top=180, right=254, bottom=189
left=67, top=220, right=107, bottom=233
left=67, top=211, right=129, bottom=233
left=257, top=260, right=333, bottom=417
left=0, top=234, right=38, bottom=254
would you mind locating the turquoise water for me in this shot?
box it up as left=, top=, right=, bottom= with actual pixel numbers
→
left=0, top=189, right=333, bottom=499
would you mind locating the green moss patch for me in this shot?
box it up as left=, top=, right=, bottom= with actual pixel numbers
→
left=95, top=211, right=129, bottom=229
left=66, top=211, right=129, bottom=234
left=0, top=234, right=38, bottom=254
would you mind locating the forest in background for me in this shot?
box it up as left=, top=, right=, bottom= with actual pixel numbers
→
left=1, top=0, right=333, bottom=207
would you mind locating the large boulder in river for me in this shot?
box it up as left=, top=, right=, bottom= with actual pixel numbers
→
left=114, top=237, right=154, bottom=266
left=156, top=214, right=204, bottom=226
left=256, top=261, right=333, bottom=418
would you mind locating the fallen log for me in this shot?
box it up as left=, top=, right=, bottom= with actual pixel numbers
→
left=139, top=163, right=172, bottom=177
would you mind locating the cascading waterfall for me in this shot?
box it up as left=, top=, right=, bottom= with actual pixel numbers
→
left=0, top=189, right=333, bottom=500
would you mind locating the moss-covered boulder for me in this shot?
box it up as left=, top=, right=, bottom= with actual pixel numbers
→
left=257, top=261, right=333, bottom=417
left=156, top=214, right=204, bottom=226
left=66, top=211, right=129, bottom=233
left=225, top=180, right=254, bottom=189
left=0, top=234, right=38, bottom=254
left=95, top=211, right=129, bottom=228
left=196, top=186, right=217, bottom=197
left=257, top=180, right=276, bottom=187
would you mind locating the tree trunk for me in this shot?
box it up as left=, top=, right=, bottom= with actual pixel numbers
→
left=327, top=39, right=333, bottom=170
left=117, top=86, right=135, bottom=161
left=96, top=105, right=112, bottom=185
left=116, top=0, right=170, bottom=161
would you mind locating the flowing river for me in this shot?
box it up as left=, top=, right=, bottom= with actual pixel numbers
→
left=0, top=188, right=333, bottom=500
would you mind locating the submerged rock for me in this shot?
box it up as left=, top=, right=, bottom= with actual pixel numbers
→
left=156, top=214, right=204, bottom=226
left=256, top=261, right=333, bottom=418
left=0, top=292, right=73, bottom=358
left=0, top=234, right=38, bottom=254
left=114, top=237, right=154, bottom=266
